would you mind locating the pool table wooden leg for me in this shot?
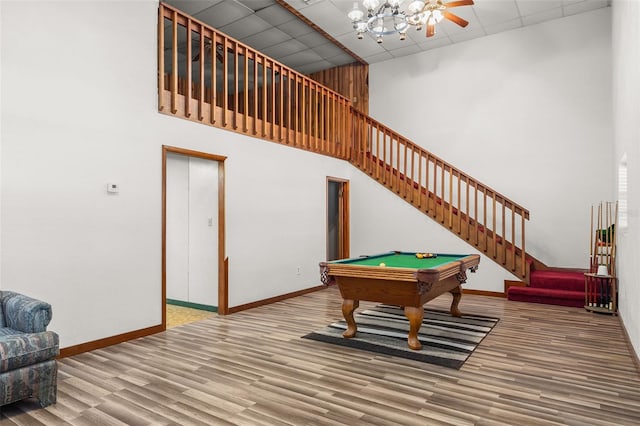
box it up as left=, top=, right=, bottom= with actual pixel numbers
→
left=404, top=306, right=423, bottom=350
left=342, top=299, right=359, bottom=338
left=449, top=285, right=462, bottom=317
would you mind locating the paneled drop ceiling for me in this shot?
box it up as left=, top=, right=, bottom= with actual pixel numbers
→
left=164, top=0, right=611, bottom=74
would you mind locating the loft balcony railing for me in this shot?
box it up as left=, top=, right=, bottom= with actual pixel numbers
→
left=158, top=2, right=531, bottom=279
left=158, top=2, right=351, bottom=160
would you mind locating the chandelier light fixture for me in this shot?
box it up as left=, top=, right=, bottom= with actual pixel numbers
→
left=347, top=0, right=475, bottom=43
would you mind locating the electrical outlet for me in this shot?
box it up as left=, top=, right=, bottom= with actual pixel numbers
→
left=296, top=266, right=301, bottom=275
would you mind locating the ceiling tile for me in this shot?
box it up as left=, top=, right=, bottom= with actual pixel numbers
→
left=335, top=32, right=387, bottom=57
left=312, top=42, right=344, bottom=57
left=522, top=7, right=563, bottom=26
left=296, top=30, right=333, bottom=47
left=473, top=0, right=520, bottom=26
left=283, top=0, right=317, bottom=10
left=193, top=1, right=254, bottom=28
left=389, top=44, right=423, bottom=58
left=278, top=49, right=325, bottom=67
left=327, top=0, right=355, bottom=14
left=563, top=0, right=609, bottom=16
left=483, top=18, right=523, bottom=36
left=241, top=27, right=292, bottom=50
left=416, top=37, right=453, bottom=51
left=164, top=0, right=224, bottom=16
left=326, top=51, right=358, bottom=65
left=516, top=0, right=563, bottom=16
left=236, top=0, right=275, bottom=11
left=218, top=14, right=273, bottom=40
left=261, top=38, right=309, bottom=58
left=379, top=36, right=417, bottom=52
left=297, top=60, right=333, bottom=74
left=296, top=1, right=353, bottom=35
left=448, top=27, right=487, bottom=44
left=363, top=51, right=394, bottom=63
left=439, top=7, right=481, bottom=35
left=256, top=4, right=297, bottom=26
left=406, top=26, right=448, bottom=43
left=277, top=19, right=315, bottom=38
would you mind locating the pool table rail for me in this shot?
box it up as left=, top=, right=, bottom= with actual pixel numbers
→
left=319, top=253, right=480, bottom=286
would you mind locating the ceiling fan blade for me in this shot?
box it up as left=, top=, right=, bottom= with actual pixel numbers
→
left=426, top=23, right=435, bottom=37
left=444, top=0, right=474, bottom=8
left=444, top=11, right=469, bottom=27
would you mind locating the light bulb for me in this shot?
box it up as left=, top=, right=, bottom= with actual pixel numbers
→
left=407, top=1, right=425, bottom=15
left=354, top=22, right=368, bottom=32
left=388, top=0, right=404, bottom=7
left=347, top=2, right=364, bottom=22
left=362, top=0, right=380, bottom=11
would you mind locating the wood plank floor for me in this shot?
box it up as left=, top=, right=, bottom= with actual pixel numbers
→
left=2, top=286, right=639, bottom=425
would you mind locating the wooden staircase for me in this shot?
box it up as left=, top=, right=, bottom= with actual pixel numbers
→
left=158, top=2, right=537, bottom=283
left=350, top=110, right=533, bottom=282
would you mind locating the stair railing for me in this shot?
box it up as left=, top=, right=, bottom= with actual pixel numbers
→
left=350, top=109, right=530, bottom=277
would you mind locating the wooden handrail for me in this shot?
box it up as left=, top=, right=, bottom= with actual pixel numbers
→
left=158, top=2, right=531, bottom=279
left=349, top=108, right=530, bottom=277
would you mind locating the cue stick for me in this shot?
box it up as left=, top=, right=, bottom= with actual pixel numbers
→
left=611, top=201, right=618, bottom=277
left=607, top=202, right=611, bottom=271
left=597, top=203, right=603, bottom=267
left=590, top=204, right=594, bottom=271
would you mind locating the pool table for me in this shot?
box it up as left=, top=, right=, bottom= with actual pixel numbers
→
left=319, top=251, right=480, bottom=350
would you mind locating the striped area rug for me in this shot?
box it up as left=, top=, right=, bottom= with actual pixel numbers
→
left=303, top=305, right=499, bottom=369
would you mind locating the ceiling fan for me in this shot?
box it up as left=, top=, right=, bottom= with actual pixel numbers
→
left=348, top=0, right=475, bottom=42
left=410, top=0, right=475, bottom=37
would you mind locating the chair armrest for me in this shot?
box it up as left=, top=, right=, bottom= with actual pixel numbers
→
left=0, top=331, right=59, bottom=372
left=2, top=292, right=52, bottom=333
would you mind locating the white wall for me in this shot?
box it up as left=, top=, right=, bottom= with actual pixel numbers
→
left=612, top=0, right=640, bottom=360
left=369, top=8, right=613, bottom=269
left=0, top=0, right=356, bottom=348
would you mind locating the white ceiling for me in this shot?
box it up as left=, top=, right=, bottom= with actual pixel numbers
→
left=164, top=0, right=611, bottom=74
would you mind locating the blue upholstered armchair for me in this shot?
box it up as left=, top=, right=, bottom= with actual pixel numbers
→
left=0, top=291, right=59, bottom=407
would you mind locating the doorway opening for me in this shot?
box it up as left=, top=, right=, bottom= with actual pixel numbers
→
left=162, top=146, right=228, bottom=330
left=327, top=177, right=350, bottom=261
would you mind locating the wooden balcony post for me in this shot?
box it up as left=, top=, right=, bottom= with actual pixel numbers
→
left=170, top=10, right=178, bottom=114
left=158, top=4, right=165, bottom=112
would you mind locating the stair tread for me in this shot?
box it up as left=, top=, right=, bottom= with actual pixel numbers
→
left=529, top=270, right=584, bottom=292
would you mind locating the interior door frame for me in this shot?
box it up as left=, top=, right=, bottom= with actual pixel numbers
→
left=326, top=177, right=350, bottom=260
left=162, top=145, right=229, bottom=329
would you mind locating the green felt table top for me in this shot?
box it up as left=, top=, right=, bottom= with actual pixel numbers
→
left=331, top=252, right=468, bottom=269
